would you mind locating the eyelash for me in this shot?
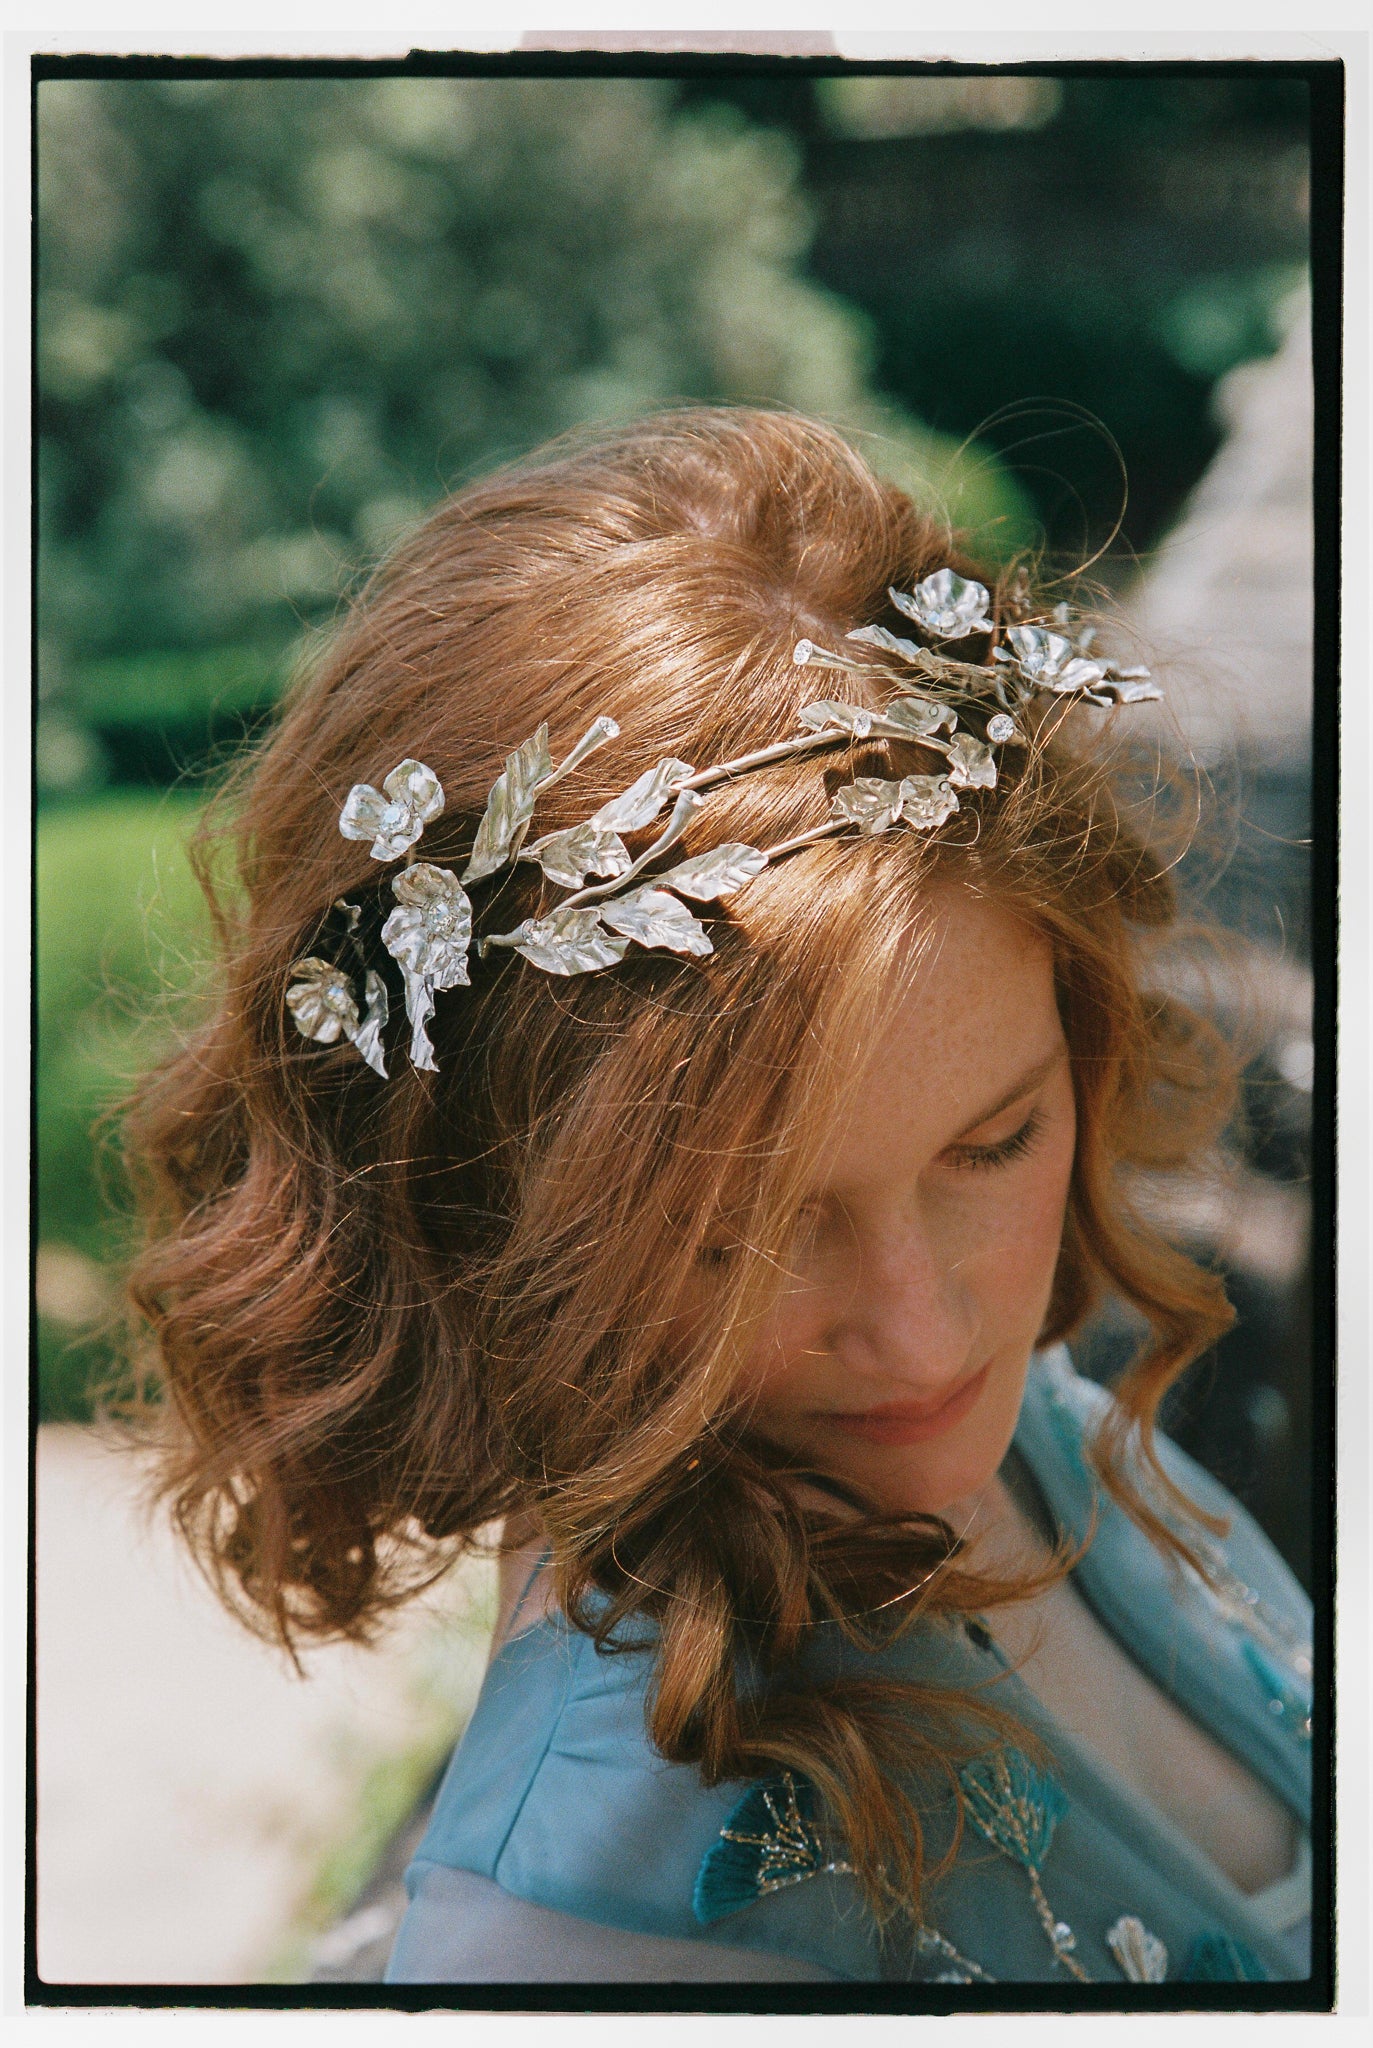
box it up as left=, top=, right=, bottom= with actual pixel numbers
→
left=946, top=1105, right=1046, bottom=1173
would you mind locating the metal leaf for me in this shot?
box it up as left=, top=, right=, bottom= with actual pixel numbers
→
left=352, top=970, right=390, bottom=1079
left=599, top=887, right=714, bottom=957
left=879, top=694, right=958, bottom=740
left=461, top=724, right=554, bottom=883
left=398, top=964, right=438, bottom=1072
left=898, top=775, right=960, bottom=831
left=559, top=788, right=704, bottom=910
left=798, top=699, right=877, bottom=739
left=829, top=778, right=906, bottom=835
left=592, top=758, right=695, bottom=834
left=1098, top=671, right=1162, bottom=704
left=944, top=733, right=997, bottom=790
left=1045, top=655, right=1112, bottom=697
left=523, top=819, right=633, bottom=890
left=846, top=623, right=923, bottom=662
left=462, top=717, right=621, bottom=884
left=655, top=842, right=768, bottom=901
left=484, top=905, right=632, bottom=976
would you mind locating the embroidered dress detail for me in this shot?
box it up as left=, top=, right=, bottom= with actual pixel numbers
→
left=911, top=1925, right=996, bottom=1985
left=1106, top=1914, right=1169, bottom=1983
left=959, top=1750, right=1090, bottom=1982
left=693, top=1773, right=854, bottom=1924
left=695, top=1773, right=994, bottom=1982
left=1240, top=1640, right=1314, bottom=1745
left=1183, top=1931, right=1270, bottom=1982
left=1186, top=1554, right=1315, bottom=1696
left=1036, top=1352, right=1315, bottom=1722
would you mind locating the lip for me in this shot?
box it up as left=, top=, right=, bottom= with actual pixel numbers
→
left=821, top=1362, right=992, bottom=1446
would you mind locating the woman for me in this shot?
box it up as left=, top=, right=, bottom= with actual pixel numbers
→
left=126, top=410, right=1313, bottom=1988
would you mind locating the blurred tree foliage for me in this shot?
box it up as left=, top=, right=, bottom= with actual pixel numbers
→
left=36, top=73, right=1032, bottom=1417
left=38, top=74, right=1026, bottom=797
left=32, top=68, right=1312, bottom=1425
left=679, top=70, right=1310, bottom=560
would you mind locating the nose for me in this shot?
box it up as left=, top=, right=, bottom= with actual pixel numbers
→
left=824, top=1209, right=978, bottom=1398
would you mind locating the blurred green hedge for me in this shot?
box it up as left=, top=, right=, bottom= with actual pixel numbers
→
left=36, top=789, right=210, bottom=1419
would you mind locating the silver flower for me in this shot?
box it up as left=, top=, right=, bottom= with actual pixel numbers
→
left=890, top=570, right=994, bottom=641
left=997, top=625, right=1107, bottom=697
left=1105, top=1916, right=1168, bottom=1985
left=463, top=715, right=620, bottom=885
left=286, top=957, right=361, bottom=1045
left=943, top=732, right=998, bottom=790
left=483, top=904, right=631, bottom=977
left=382, top=864, right=473, bottom=990
left=382, top=864, right=473, bottom=1073
left=599, top=886, right=714, bottom=957
left=285, top=957, right=389, bottom=1079
left=997, top=624, right=1161, bottom=706
left=339, top=760, right=444, bottom=861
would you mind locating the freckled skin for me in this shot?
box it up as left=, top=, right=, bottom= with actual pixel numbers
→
left=736, top=885, right=1078, bottom=1520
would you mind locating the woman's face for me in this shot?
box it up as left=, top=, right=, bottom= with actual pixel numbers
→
left=735, top=884, right=1077, bottom=1520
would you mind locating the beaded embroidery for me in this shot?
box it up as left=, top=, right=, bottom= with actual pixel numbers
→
left=958, top=1750, right=1090, bottom=1982
left=693, top=1772, right=854, bottom=1924
left=1036, top=1353, right=1314, bottom=1741
left=1106, top=1913, right=1170, bottom=1983
left=694, top=1771, right=993, bottom=1984
left=1240, top=1639, right=1314, bottom=1745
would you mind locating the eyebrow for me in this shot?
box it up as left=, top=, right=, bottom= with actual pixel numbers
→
left=946, top=1048, right=1066, bottom=1146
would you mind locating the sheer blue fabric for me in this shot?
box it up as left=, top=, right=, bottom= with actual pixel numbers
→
left=387, top=1349, right=1314, bottom=1985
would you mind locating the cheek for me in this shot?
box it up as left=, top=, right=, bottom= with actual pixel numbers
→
left=985, top=1107, right=1077, bottom=1314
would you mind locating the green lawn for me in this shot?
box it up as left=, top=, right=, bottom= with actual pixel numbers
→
left=36, top=790, right=213, bottom=1418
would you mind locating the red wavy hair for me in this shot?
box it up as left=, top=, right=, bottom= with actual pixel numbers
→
left=123, top=408, right=1236, bottom=1918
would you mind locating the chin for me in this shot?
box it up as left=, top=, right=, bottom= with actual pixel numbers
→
left=859, top=1444, right=1003, bottom=1521
left=834, top=1364, right=1030, bottom=1519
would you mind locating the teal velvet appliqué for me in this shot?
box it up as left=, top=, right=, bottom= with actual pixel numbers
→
left=958, top=1748, right=1090, bottom=1981
left=1183, top=1931, right=1270, bottom=1982
left=693, top=1771, right=852, bottom=1925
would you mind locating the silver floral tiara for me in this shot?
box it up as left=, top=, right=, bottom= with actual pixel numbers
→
left=286, top=569, right=1158, bottom=1077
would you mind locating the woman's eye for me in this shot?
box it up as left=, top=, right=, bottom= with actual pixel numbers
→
left=945, top=1105, right=1045, bottom=1173
left=785, top=1204, right=826, bottom=1262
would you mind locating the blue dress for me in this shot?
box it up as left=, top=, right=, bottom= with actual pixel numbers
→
left=386, top=1348, right=1314, bottom=1985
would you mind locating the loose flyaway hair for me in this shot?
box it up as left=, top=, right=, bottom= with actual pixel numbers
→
left=122, top=408, right=1237, bottom=1922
